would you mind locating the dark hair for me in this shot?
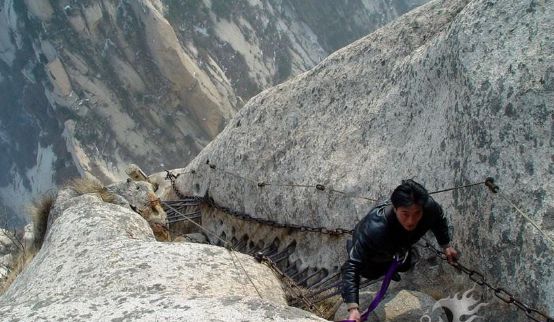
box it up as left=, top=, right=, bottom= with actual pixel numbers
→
left=390, top=179, right=429, bottom=208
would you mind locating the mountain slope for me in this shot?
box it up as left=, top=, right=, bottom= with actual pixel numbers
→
left=0, top=0, right=427, bottom=226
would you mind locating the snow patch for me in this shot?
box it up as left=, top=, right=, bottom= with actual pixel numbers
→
left=0, top=1, right=16, bottom=65
left=0, top=144, right=57, bottom=222
left=193, top=25, right=209, bottom=37
left=26, top=144, right=57, bottom=194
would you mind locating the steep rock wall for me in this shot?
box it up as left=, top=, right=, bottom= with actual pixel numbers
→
left=174, top=0, right=553, bottom=320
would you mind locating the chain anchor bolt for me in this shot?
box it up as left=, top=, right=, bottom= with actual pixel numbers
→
left=485, top=177, right=499, bottom=193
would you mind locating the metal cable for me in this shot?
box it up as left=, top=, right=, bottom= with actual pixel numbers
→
left=496, top=191, right=554, bottom=247
left=427, top=177, right=552, bottom=249
left=428, top=181, right=486, bottom=195
left=202, top=161, right=378, bottom=201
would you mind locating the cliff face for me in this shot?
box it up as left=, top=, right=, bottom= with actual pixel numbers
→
left=0, top=0, right=426, bottom=227
left=174, top=0, right=553, bottom=319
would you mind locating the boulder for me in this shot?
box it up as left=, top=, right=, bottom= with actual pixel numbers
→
left=182, top=232, right=209, bottom=244
left=0, top=189, right=325, bottom=321
left=46, top=58, right=73, bottom=97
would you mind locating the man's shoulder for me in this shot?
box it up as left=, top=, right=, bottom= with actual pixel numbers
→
left=424, top=196, right=443, bottom=213
left=356, top=205, right=389, bottom=239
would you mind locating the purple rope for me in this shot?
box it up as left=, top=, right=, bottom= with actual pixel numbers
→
left=339, top=258, right=401, bottom=322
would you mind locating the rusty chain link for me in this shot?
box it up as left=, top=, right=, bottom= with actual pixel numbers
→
left=165, top=170, right=187, bottom=199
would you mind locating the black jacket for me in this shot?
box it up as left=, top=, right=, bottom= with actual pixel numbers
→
left=341, top=197, right=451, bottom=304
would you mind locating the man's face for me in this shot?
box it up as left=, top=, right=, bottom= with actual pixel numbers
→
left=394, top=203, right=423, bottom=231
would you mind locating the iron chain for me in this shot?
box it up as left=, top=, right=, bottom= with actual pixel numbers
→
left=164, top=171, right=354, bottom=236
left=204, top=196, right=354, bottom=236
left=165, top=170, right=187, bottom=199
left=163, top=168, right=552, bottom=321
left=420, top=241, right=553, bottom=322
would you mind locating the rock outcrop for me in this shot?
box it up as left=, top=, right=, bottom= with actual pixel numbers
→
left=0, top=188, right=326, bottom=321
left=173, top=0, right=553, bottom=320
left=0, top=179, right=448, bottom=320
left=0, top=0, right=426, bottom=226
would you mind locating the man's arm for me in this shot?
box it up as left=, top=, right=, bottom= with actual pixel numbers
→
left=341, top=222, right=378, bottom=307
left=341, top=239, right=364, bottom=306
left=429, top=201, right=451, bottom=247
left=429, top=200, right=458, bottom=263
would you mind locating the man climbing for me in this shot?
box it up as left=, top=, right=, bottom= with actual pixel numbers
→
left=341, top=179, right=458, bottom=322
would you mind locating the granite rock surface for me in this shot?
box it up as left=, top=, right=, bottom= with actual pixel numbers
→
left=0, top=190, right=326, bottom=321
left=173, top=0, right=553, bottom=319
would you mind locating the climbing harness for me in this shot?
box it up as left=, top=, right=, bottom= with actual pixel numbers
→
left=162, top=165, right=553, bottom=321
left=341, top=262, right=400, bottom=322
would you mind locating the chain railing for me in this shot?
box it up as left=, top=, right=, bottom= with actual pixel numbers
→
left=163, top=166, right=553, bottom=321
left=419, top=239, right=553, bottom=322
left=164, top=167, right=493, bottom=237
left=165, top=170, right=354, bottom=236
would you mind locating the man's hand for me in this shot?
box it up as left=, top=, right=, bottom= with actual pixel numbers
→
left=443, top=246, right=459, bottom=264
left=347, top=308, right=361, bottom=322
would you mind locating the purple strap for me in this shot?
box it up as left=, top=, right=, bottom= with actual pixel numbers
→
left=339, top=258, right=401, bottom=322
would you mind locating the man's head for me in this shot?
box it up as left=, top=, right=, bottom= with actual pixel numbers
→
left=390, top=179, right=429, bottom=231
